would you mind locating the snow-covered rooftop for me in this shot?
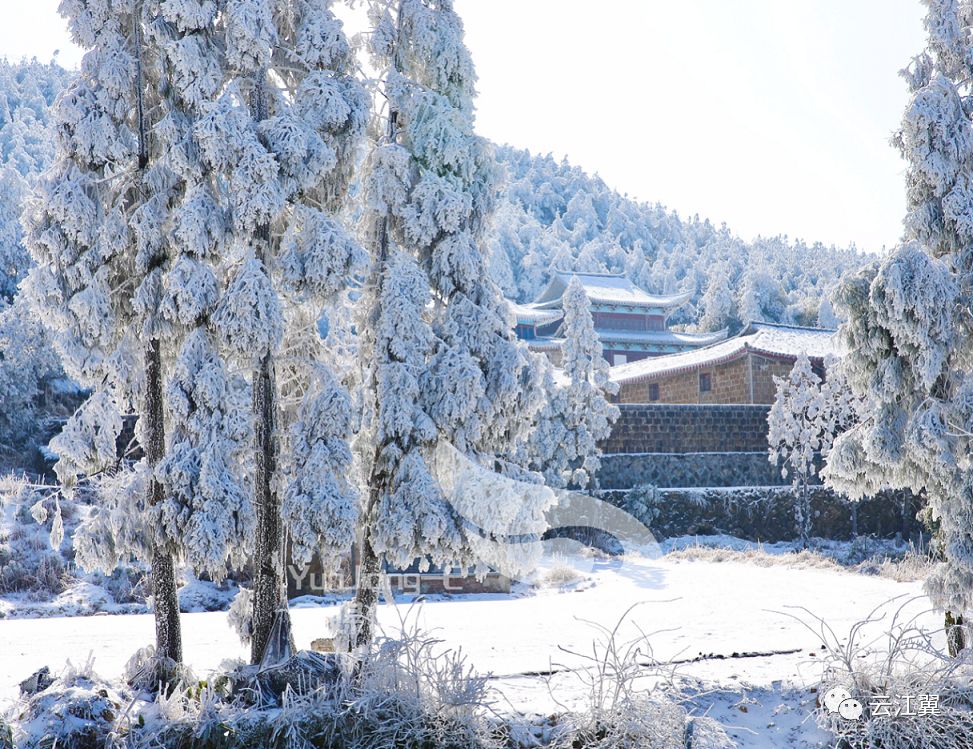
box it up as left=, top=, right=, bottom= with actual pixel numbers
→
left=610, top=321, right=839, bottom=384
left=533, top=271, right=691, bottom=309
left=509, top=301, right=564, bottom=324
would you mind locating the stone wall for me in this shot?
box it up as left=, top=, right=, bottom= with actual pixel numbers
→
left=603, top=485, right=923, bottom=543
left=600, top=403, right=772, bottom=454
left=598, top=451, right=786, bottom=490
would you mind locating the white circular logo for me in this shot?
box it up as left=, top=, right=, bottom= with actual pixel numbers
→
left=838, top=698, right=864, bottom=721
left=823, top=686, right=851, bottom=714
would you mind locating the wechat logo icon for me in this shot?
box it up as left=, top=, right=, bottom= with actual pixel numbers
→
left=823, top=685, right=863, bottom=721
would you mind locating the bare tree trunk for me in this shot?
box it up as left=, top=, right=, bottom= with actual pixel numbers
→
left=352, top=483, right=384, bottom=649
left=247, top=73, right=284, bottom=665
left=946, top=611, right=966, bottom=657
left=250, top=349, right=281, bottom=663
left=146, top=339, right=183, bottom=666
left=801, top=481, right=810, bottom=550
left=135, top=6, right=182, bottom=672
left=351, top=219, right=394, bottom=649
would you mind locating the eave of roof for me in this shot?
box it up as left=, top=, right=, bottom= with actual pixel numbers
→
left=510, top=301, right=564, bottom=324
left=594, top=328, right=729, bottom=346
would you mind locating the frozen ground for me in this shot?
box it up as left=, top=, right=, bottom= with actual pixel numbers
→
left=0, top=544, right=940, bottom=748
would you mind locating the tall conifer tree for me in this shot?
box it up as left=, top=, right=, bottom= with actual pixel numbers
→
left=351, top=0, right=544, bottom=647
left=826, top=0, right=973, bottom=655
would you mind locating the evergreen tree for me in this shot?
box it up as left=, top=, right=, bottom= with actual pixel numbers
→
left=768, top=353, right=825, bottom=549
left=698, top=262, right=734, bottom=332
left=824, top=0, right=973, bottom=655
left=523, top=277, right=619, bottom=489
left=199, top=0, right=367, bottom=662
left=24, top=0, right=186, bottom=669
left=351, top=0, right=544, bottom=647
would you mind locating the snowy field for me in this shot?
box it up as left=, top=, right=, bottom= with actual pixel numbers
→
left=0, top=547, right=939, bottom=747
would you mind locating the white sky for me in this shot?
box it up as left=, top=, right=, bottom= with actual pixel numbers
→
left=2, top=0, right=926, bottom=253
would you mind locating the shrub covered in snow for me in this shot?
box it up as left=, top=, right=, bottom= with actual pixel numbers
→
left=11, top=658, right=127, bottom=749
left=129, top=615, right=501, bottom=749
left=543, top=604, right=734, bottom=749
left=0, top=483, right=69, bottom=597
left=797, top=601, right=973, bottom=749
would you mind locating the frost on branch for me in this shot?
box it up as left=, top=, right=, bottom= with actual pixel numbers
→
left=214, top=257, right=284, bottom=359
left=279, top=206, right=366, bottom=300
left=155, top=329, right=252, bottom=578
left=282, top=369, right=358, bottom=569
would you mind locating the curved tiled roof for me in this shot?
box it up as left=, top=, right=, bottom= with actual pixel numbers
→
left=509, top=302, right=564, bottom=324
left=533, top=270, right=691, bottom=309
left=610, top=322, right=839, bottom=385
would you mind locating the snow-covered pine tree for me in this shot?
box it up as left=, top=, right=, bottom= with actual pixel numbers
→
left=22, top=1, right=190, bottom=668
left=201, top=0, right=368, bottom=662
left=823, top=0, right=973, bottom=655
left=767, top=353, right=824, bottom=549
left=698, top=262, right=734, bottom=332
left=147, top=1, right=254, bottom=590
left=523, top=277, right=619, bottom=489
left=351, top=0, right=545, bottom=647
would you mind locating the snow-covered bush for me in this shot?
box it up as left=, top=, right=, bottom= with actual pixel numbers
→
left=0, top=483, right=69, bottom=596
left=130, top=614, right=501, bottom=749
left=793, top=601, right=973, bottom=749
left=546, top=604, right=733, bottom=748
left=11, top=658, right=127, bottom=749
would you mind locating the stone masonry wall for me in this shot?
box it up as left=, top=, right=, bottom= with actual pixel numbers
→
left=600, top=403, right=772, bottom=454
left=598, top=451, right=785, bottom=490
left=602, top=486, right=924, bottom=543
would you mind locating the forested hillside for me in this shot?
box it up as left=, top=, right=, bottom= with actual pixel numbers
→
left=486, top=146, right=872, bottom=332
left=0, top=59, right=72, bottom=456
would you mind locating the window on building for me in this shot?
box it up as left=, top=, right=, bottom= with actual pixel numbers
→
left=614, top=353, right=627, bottom=366
left=648, top=383, right=660, bottom=401
left=699, top=372, right=712, bottom=393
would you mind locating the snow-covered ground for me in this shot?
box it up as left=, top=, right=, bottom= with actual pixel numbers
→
left=0, top=546, right=940, bottom=747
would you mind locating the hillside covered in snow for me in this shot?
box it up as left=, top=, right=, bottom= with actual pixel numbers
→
left=486, top=146, right=871, bottom=333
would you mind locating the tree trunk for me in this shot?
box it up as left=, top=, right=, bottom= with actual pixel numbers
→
left=352, top=484, right=383, bottom=649
left=146, top=339, right=183, bottom=666
left=946, top=611, right=965, bottom=657
left=135, top=8, right=182, bottom=673
left=250, top=350, right=281, bottom=663
left=247, top=72, right=284, bottom=665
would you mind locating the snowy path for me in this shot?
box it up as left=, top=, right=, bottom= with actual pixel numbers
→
left=1, top=556, right=936, bottom=701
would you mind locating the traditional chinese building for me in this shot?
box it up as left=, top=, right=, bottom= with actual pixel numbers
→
left=511, top=270, right=727, bottom=366
left=609, top=321, right=838, bottom=404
